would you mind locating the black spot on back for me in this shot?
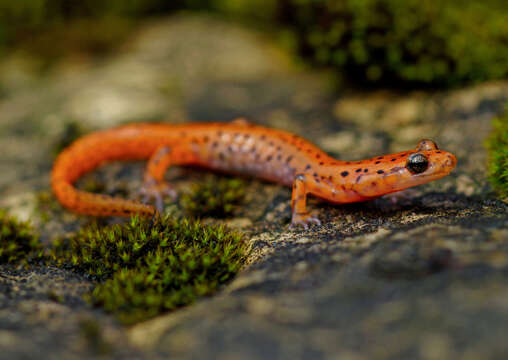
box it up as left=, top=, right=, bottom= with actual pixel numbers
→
left=341, top=171, right=349, bottom=177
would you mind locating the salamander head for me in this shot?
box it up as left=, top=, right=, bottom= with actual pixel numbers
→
left=353, top=139, right=457, bottom=197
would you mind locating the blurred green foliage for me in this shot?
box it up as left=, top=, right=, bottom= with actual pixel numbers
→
left=486, top=110, right=508, bottom=199
left=1, top=0, right=508, bottom=86
left=0, top=0, right=272, bottom=53
left=0, top=0, right=204, bottom=58
left=279, top=0, right=508, bottom=86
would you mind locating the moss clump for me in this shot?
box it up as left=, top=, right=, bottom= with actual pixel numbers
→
left=0, top=209, right=43, bottom=265
left=51, top=215, right=247, bottom=324
left=486, top=111, right=508, bottom=199
left=35, top=190, right=67, bottom=223
left=279, top=0, right=508, bottom=87
left=180, top=177, right=246, bottom=218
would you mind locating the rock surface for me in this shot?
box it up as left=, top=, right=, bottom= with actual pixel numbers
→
left=0, top=15, right=507, bottom=360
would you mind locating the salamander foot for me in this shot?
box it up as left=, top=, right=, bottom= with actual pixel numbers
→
left=138, top=178, right=177, bottom=213
left=289, top=213, right=321, bottom=230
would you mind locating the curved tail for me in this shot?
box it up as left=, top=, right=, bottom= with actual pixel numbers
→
left=51, top=130, right=156, bottom=217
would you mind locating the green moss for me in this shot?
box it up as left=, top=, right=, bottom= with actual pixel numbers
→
left=279, top=0, right=508, bottom=87
left=35, top=190, right=65, bottom=223
left=0, top=209, right=43, bottom=265
left=486, top=110, right=508, bottom=199
left=180, top=177, right=246, bottom=218
left=51, top=215, right=247, bottom=324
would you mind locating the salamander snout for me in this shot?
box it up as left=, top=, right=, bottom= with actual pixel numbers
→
left=444, top=153, right=457, bottom=168
left=406, top=146, right=456, bottom=181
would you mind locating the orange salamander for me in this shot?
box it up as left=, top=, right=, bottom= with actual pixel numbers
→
left=51, top=119, right=457, bottom=228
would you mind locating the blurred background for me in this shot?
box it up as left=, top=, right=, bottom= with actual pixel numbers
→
left=2, top=0, right=508, bottom=87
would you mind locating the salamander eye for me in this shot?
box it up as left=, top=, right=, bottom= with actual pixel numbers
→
left=406, top=153, right=428, bottom=174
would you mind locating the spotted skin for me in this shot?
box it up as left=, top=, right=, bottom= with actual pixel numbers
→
left=51, top=121, right=457, bottom=227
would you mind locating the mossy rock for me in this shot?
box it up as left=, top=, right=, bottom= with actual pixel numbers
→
left=50, top=215, right=248, bottom=324
left=279, top=0, right=508, bottom=87
left=487, top=109, right=508, bottom=199
left=0, top=209, right=43, bottom=265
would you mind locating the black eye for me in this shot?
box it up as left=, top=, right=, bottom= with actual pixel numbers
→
left=406, top=153, right=428, bottom=174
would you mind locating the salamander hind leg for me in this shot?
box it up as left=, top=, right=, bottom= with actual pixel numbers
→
left=139, top=145, right=184, bottom=212
left=289, top=174, right=321, bottom=229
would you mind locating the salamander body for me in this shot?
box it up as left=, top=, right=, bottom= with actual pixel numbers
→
left=51, top=120, right=457, bottom=227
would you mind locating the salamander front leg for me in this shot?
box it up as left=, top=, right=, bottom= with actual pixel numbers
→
left=289, top=174, right=321, bottom=229
left=139, top=145, right=178, bottom=213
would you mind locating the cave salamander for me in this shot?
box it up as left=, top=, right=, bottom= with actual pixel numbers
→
left=52, top=120, right=457, bottom=228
